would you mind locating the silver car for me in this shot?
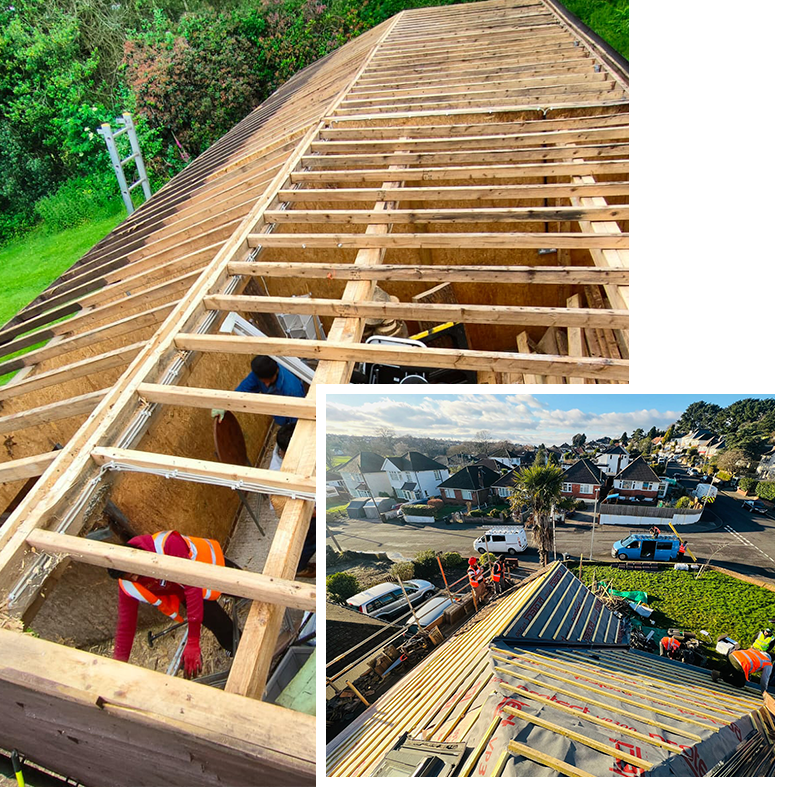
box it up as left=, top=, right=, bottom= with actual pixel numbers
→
left=346, top=580, right=435, bottom=619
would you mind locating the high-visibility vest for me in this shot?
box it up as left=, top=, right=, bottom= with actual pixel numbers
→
left=661, top=636, right=680, bottom=653
left=491, top=563, right=502, bottom=582
left=752, top=632, right=774, bottom=652
left=731, top=649, right=772, bottom=680
left=118, top=531, right=225, bottom=616
left=468, top=567, right=481, bottom=588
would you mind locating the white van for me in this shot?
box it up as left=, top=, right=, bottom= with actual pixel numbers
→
left=346, top=580, right=435, bottom=619
left=473, top=527, right=528, bottom=555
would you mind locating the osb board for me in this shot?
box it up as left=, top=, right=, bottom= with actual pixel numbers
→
left=110, top=350, right=273, bottom=545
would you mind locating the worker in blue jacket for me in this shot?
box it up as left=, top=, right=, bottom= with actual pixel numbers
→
left=212, top=356, right=305, bottom=426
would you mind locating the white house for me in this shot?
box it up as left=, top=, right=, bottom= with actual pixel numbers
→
left=382, top=452, right=449, bottom=500
left=609, top=456, right=661, bottom=501
left=336, top=452, right=389, bottom=499
left=596, top=445, right=630, bottom=476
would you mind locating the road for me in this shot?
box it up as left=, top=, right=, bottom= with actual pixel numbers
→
left=328, top=459, right=775, bottom=584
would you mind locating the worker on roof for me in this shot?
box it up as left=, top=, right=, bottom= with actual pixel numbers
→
left=490, top=558, right=504, bottom=595
left=752, top=628, right=774, bottom=653
left=467, top=556, right=484, bottom=589
left=659, top=635, right=681, bottom=659
left=713, top=648, right=773, bottom=692
left=108, top=531, right=238, bottom=678
left=212, top=356, right=305, bottom=427
left=649, top=525, right=661, bottom=537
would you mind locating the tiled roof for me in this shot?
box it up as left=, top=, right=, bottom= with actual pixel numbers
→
left=337, top=452, right=386, bottom=474
left=615, top=455, right=660, bottom=483
left=440, top=464, right=500, bottom=491
left=560, top=459, right=603, bottom=486
left=385, top=452, right=448, bottom=472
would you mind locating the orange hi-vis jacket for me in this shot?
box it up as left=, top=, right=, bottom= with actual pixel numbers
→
left=468, top=566, right=482, bottom=588
left=730, top=648, right=773, bottom=680
left=491, top=562, right=502, bottom=582
left=118, top=531, right=225, bottom=621
left=661, top=636, right=680, bottom=653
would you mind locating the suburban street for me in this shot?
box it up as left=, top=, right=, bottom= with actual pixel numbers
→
left=328, top=459, right=775, bottom=585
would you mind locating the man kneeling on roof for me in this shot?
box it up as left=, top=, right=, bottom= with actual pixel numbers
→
left=659, top=634, right=681, bottom=658
left=108, top=531, right=239, bottom=678
left=712, top=647, right=773, bottom=692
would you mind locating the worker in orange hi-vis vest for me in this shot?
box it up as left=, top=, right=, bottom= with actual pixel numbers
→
left=659, top=635, right=681, bottom=658
left=467, top=556, right=483, bottom=588
left=728, top=648, right=774, bottom=692
left=491, top=558, right=504, bottom=595
left=108, top=531, right=240, bottom=678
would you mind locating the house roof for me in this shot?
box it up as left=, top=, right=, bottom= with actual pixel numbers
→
left=401, top=482, right=416, bottom=491
left=560, top=458, right=603, bottom=486
left=602, top=445, right=629, bottom=455
left=440, top=464, right=500, bottom=491
left=337, top=452, right=386, bottom=474
left=615, top=455, right=660, bottom=483
left=327, top=562, right=770, bottom=778
left=384, top=452, right=447, bottom=472
left=492, top=469, right=518, bottom=489
left=477, top=457, right=511, bottom=473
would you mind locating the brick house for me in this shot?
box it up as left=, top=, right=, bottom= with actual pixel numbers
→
left=439, top=464, right=501, bottom=507
left=612, top=455, right=661, bottom=500
left=560, top=459, right=604, bottom=500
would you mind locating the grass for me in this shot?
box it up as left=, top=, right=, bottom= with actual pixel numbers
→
left=0, top=210, right=126, bottom=330
left=560, top=0, right=629, bottom=60
left=573, top=565, right=774, bottom=653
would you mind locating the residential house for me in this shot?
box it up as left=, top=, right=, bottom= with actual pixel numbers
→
left=560, top=459, right=604, bottom=501
left=382, top=452, right=449, bottom=500
left=489, top=447, right=525, bottom=467
left=677, top=429, right=726, bottom=457
left=326, top=470, right=349, bottom=500
left=476, top=457, right=512, bottom=474
left=439, top=464, right=501, bottom=507
left=335, top=452, right=389, bottom=498
left=596, top=444, right=630, bottom=476
left=491, top=468, right=518, bottom=500
left=610, top=455, right=661, bottom=501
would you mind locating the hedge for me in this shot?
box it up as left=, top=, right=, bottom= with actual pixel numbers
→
left=401, top=504, right=439, bottom=516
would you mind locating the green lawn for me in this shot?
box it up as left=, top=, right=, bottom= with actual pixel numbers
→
left=560, top=0, right=629, bottom=59
left=0, top=210, right=126, bottom=329
left=573, top=565, right=774, bottom=656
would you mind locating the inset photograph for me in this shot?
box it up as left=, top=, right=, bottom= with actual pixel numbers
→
left=325, top=392, right=774, bottom=777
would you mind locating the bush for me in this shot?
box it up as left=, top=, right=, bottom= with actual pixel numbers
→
left=441, top=552, right=464, bottom=569
left=413, top=549, right=438, bottom=579
left=757, top=481, right=775, bottom=501
left=739, top=477, right=759, bottom=495
left=575, top=499, right=587, bottom=511
left=674, top=496, right=692, bottom=509
left=326, top=504, right=349, bottom=523
left=716, top=470, right=732, bottom=481
left=401, top=504, right=439, bottom=516
left=427, top=497, right=444, bottom=510
left=34, top=174, right=122, bottom=233
left=390, top=562, right=414, bottom=581
left=469, top=508, right=484, bottom=517
left=326, top=571, right=359, bottom=602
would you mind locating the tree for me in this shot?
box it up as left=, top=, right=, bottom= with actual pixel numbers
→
left=473, top=430, right=492, bottom=457
left=534, top=448, right=547, bottom=467
left=663, top=425, right=674, bottom=444
left=509, top=464, right=564, bottom=567
left=676, top=401, right=723, bottom=433
left=572, top=433, right=587, bottom=447
left=373, top=426, right=396, bottom=454
left=716, top=448, right=754, bottom=478
left=674, top=496, right=692, bottom=509
left=326, top=572, right=360, bottom=602
left=620, top=432, right=628, bottom=445
left=757, top=481, right=775, bottom=501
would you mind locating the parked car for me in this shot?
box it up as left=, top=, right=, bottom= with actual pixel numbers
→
left=346, top=580, right=435, bottom=619
left=405, top=596, right=455, bottom=629
left=611, top=533, right=683, bottom=561
left=473, top=527, right=528, bottom=555
left=742, top=499, right=769, bottom=516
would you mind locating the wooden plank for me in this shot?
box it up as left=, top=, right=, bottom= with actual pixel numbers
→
left=174, top=334, right=629, bottom=382
left=0, top=343, right=145, bottom=402
left=90, top=446, right=316, bottom=497
left=136, top=384, right=317, bottom=420
left=203, top=294, right=629, bottom=330
left=0, top=389, right=109, bottom=436
left=507, top=741, right=593, bottom=777
left=0, top=628, right=315, bottom=786
left=263, top=206, right=629, bottom=224
left=566, top=293, right=588, bottom=384
left=228, top=262, right=629, bottom=286
left=0, top=451, right=60, bottom=484
left=26, top=529, right=315, bottom=611
left=247, top=232, right=629, bottom=250
left=516, top=330, right=545, bottom=384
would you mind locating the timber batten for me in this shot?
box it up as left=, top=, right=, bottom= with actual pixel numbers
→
left=0, top=1, right=629, bottom=783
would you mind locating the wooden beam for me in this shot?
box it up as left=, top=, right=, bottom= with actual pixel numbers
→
left=566, top=293, right=588, bottom=384
left=0, top=389, right=109, bottom=436
left=90, top=447, right=316, bottom=497
left=174, top=334, right=629, bottom=382
left=228, top=262, right=629, bottom=286
left=276, top=183, right=629, bottom=202
left=247, top=232, right=629, bottom=250
left=136, top=384, right=317, bottom=420
left=0, top=451, right=60, bottom=484
left=203, top=294, right=629, bottom=330
left=26, top=529, right=315, bottom=611
left=263, top=206, right=629, bottom=224
left=507, top=741, right=592, bottom=777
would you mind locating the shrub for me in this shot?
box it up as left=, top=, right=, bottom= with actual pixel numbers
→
left=575, top=499, right=587, bottom=511
left=390, top=562, right=414, bottom=581
left=739, top=477, right=759, bottom=494
left=326, top=571, right=359, bottom=602
left=469, top=509, right=484, bottom=517
left=427, top=497, right=444, bottom=510
left=757, top=481, right=775, bottom=501
left=441, top=552, right=463, bottom=569
left=34, top=174, right=122, bottom=233
left=478, top=551, right=495, bottom=567
left=674, top=496, right=692, bottom=509
left=401, top=504, right=439, bottom=517
left=413, top=549, right=438, bottom=579
left=326, top=504, right=349, bottom=523
left=716, top=470, right=732, bottom=481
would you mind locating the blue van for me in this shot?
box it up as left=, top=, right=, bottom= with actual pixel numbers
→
left=611, top=533, right=682, bottom=561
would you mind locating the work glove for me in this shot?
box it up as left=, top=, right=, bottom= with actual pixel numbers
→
left=211, top=408, right=226, bottom=421
left=182, top=642, right=203, bottom=678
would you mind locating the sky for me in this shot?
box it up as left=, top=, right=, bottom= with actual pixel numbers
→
left=325, top=393, right=773, bottom=445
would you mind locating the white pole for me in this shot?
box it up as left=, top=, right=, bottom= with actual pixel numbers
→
left=590, top=488, right=599, bottom=560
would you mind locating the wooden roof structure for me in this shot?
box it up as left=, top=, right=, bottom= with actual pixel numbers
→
left=1, top=0, right=628, bottom=783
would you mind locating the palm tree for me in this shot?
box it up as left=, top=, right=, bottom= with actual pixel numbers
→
left=509, top=464, right=564, bottom=566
